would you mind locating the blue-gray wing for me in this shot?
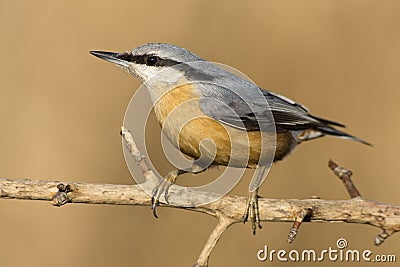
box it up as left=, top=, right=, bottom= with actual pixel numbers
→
left=197, top=83, right=272, bottom=130
left=198, top=83, right=344, bottom=132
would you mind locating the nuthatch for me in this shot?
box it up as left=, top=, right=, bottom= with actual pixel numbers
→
left=91, top=43, right=370, bottom=234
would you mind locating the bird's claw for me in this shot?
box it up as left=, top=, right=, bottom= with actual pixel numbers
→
left=151, top=170, right=179, bottom=218
left=243, top=191, right=262, bottom=235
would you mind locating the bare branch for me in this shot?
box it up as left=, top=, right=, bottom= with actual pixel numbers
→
left=0, top=177, right=399, bottom=265
left=0, top=178, right=399, bottom=236
left=0, top=128, right=398, bottom=266
left=328, top=159, right=361, bottom=198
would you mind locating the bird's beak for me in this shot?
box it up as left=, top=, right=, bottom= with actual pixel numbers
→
left=90, top=51, right=130, bottom=67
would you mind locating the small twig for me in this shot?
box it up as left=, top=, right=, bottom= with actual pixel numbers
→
left=287, top=207, right=313, bottom=243
left=375, top=229, right=395, bottom=246
left=121, top=126, right=152, bottom=174
left=328, top=159, right=361, bottom=198
left=194, top=214, right=235, bottom=267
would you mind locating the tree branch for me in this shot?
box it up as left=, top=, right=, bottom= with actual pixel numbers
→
left=0, top=127, right=398, bottom=266
left=1, top=177, right=399, bottom=265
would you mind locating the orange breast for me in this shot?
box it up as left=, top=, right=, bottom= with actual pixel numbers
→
left=153, top=83, right=295, bottom=168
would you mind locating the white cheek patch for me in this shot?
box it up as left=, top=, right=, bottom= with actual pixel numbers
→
left=139, top=66, right=183, bottom=85
left=130, top=64, right=186, bottom=102
left=129, top=64, right=159, bottom=81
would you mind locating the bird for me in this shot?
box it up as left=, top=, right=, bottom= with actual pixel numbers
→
left=90, top=43, right=370, bottom=234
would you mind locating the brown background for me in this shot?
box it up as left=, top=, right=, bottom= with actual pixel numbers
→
left=0, top=1, right=399, bottom=266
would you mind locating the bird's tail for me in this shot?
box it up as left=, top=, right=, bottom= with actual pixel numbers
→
left=296, top=115, right=371, bottom=146
left=316, top=126, right=372, bottom=146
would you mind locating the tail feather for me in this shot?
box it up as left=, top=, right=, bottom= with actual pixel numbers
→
left=309, top=115, right=346, bottom=128
left=317, top=126, right=372, bottom=146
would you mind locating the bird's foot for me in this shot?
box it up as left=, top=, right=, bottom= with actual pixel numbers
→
left=151, top=170, right=180, bottom=218
left=243, top=190, right=262, bottom=235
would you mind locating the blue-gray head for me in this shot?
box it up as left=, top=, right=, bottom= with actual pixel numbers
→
left=90, top=43, right=203, bottom=82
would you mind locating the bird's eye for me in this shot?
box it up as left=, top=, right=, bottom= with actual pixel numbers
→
left=146, top=56, right=159, bottom=66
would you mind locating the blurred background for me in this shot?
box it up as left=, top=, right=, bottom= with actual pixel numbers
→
left=0, top=1, right=399, bottom=266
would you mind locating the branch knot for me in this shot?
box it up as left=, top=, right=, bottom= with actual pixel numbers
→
left=52, top=183, right=75, bottom=206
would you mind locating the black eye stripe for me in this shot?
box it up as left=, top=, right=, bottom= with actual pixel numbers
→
left=116, top=53, right=180, bottom=67
left=116, top=52, right=138, bottom=63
